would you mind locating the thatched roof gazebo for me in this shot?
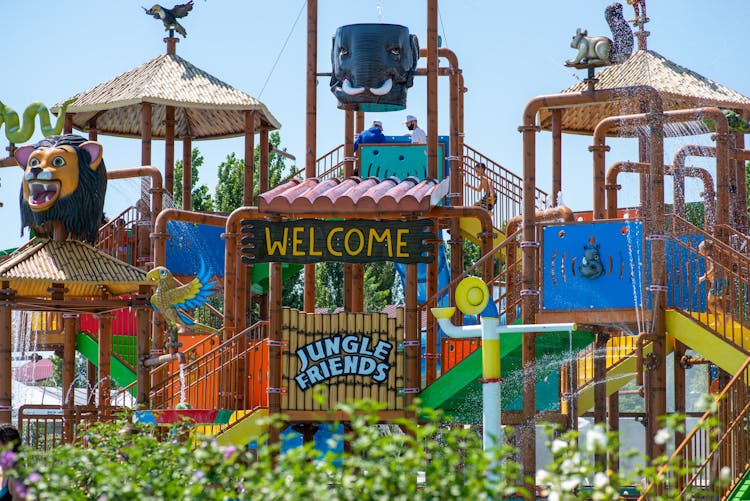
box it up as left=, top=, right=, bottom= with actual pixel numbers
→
left=539, top=49, right=750, bottom=137
left=52, top=38, right=281, bottom=207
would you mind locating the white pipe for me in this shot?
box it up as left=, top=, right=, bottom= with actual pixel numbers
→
left=436, top=317, right=483, bottom=338
left=483, top=381, right=502, bottom=452
left=142, top=351, right=185, bottom=368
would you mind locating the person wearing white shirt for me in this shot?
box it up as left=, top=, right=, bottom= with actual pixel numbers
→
left=403, top=115, right=427, bottom=144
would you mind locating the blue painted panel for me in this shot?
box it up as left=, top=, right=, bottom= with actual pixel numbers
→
left=542, top=221, right=645, bottom=311
left=165, top=220, right=225, bottom=277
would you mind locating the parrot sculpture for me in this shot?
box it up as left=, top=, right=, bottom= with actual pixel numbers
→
left=143, top=1, right=194, bottom=38
left=146, top=260, right=217, bottom=335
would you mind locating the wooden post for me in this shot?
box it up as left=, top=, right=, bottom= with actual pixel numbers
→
left=426, top=0, right=438, bottom=179
left=136, top=285, right=152, bottom=406
left=551, top=109, right=562, bottom=206
left=64, top=114, right=73, bottom=135
left=98, top=314, right=113, bottom=408
left=405, top=264, right=419, bottom=407
left=344, top=111, right=354, bottom=311
left=268, top=258, right=283, bottom=446
left=593, top=329, right=607, bottom=467
left=673, top=339, right=686, bottom=455
left=165, top=106, right=175, bottom=196
left=88, top=117, right=98, bottom=142
left=62, top=314, right=77, bottom=443
left=182, top=136, right=192, bottom=210
left=608, top=392, right=620, bottom=472
left=141, top=103, right=152, bottom=168
left=0, top=300, right=11, bottom=423
left=304, top=0, right=318, bottom=314
left=647, top=112, right=667, bottom=459
left=223, top=228, right=238, bottom=341
left=244, top=111, right=256, bottom=206
left=260, top=129, right=270, bottom=193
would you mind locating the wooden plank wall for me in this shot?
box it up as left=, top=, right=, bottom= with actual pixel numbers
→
left=281, top=308, right=405, bottom=412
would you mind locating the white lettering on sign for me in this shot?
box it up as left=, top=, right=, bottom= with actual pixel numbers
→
left=294, top=335, right=394, bottom=391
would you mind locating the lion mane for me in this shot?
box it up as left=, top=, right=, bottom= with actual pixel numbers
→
left=17, top=134, right=107, bottom=243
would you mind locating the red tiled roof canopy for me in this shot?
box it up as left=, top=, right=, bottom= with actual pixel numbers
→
left=258, top=176, right=449, bottom=214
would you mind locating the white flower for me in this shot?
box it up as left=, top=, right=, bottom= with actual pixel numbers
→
left=654, top=428, right=672, bottom=445
left=719, top=466, right=732, bottom=483
left=593, top=471, right=610, bottom=488
left=536, top=469, right=551, bottom=484
left=561, top=476, right=581, bottom=491
left=561, top=458, right=577, bottom=474
left=548, top=492, right=560, bottom=501
left=551, top=439, right=568, bottom=455
left=585, top=425, right=608, bottom=454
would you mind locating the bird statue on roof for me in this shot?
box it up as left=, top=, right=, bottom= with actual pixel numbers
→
left=143, top=1, right=194, bottom=38
left=147, top=260, right=217, bottom=337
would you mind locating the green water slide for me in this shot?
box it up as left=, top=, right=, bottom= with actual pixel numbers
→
left=251, top=263, right=303, bottom=295
left=76, top=333, right=137, bottom=393
left=727, top=468, right=750, bottom=500
left=419, top=328, right=595, bottom=423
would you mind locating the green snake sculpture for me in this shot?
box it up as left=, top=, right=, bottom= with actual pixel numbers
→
left=0, top=98, right=76, bottom=144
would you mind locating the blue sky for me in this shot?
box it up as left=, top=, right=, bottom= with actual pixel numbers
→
left=2, top=1, right=748, bottom=251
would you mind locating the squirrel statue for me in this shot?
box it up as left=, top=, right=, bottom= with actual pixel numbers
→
left=566, top=2, right=634, bottom=67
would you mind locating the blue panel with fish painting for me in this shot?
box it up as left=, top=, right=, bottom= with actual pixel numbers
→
left=541, top=220, right=645, bottom=310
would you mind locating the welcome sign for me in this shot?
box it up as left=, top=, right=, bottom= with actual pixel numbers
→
left=280, top=308, right=405, bottom=412
left=241, top=219, right=434, bottom=264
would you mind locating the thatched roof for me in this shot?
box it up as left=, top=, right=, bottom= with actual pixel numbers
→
left=52, top=53, right=281, bottom=140
left=539, top=50, right=750, bottom=137
left=0, top=239, right=150, bottom=298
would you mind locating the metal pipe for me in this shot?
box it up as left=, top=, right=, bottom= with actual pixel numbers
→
left=605, top=160, right=715, bottom=227
left=142, top=351, right=185, bottom=368
left=634, top=332, right=657, bottom=386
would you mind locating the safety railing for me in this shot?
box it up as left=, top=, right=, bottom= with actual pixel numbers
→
left=95, top=205, right=151, bottom=268
left=280, top=144, right=347, bottom=184
left=149, top=321, right=270, bottom=410
left=462, top=144, right=549, bottom=215
left=576, top=333, right=640, bottom=389
left=716, top=223, right=750, bottom=263
left=417, top=228, right=521, bottom=379
left=667, top=215, right=750, bottom=353
left=18, top=405, right=128, bottom=451
left=639, top=356, right=750, bottom=500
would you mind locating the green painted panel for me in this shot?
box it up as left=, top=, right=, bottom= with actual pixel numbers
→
left=76, top=333, right=137, bottom=395
left=359, top=144, right=444, bottom=180
left=727, top=467, right=750, bottom=500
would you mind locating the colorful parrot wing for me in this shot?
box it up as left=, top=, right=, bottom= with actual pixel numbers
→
left=168, top=259, right=216, bottom=314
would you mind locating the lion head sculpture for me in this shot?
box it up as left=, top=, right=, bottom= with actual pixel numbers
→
left=14, top=134, right=107, bottom=243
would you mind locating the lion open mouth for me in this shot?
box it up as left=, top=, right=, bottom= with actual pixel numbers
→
left=27, top=181, right=60, bottom=207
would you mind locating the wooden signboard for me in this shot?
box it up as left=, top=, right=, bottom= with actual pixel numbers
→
left=280, top=308, right=405, bottom=412
left=241, top=219, right=434, bottom=264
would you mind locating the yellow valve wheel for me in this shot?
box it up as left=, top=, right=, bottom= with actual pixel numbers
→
left=455, top=276, right=489, bottom=315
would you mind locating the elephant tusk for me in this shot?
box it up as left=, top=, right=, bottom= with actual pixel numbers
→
left=369, top=78, right=393, bottom=96
left=342, top=78, right=366, bottom=95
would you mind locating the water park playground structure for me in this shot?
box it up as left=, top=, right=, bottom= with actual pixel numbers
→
left=3, top=1, right=750, bottom=498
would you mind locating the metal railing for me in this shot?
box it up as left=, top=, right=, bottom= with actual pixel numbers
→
left=149, top=321, right=270, bottom=410
left=667, top=215, right=750, bottom=352
left=639, top=356, right=750, bottom=500
left=280, top=144, right=347, bottom=184
left=18, top=405, right=127, bottom=451
left=96, top=206, right=151, bottom=268
left=576, top=333, right=640, bottom=389
left=462, top=143, right=549, bottom=220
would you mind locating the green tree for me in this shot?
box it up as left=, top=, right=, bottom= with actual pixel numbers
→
left=173, top=148, right=215, bottom=211
left=315, top=262, right=344, bottom=310
left=364, top=261, right=396, bottom=313
left=214, top=132, right=292, bottom=213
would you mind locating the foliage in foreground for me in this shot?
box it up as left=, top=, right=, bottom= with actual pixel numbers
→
left=5, top=402, right=523, bottom=501
left=2, top=394, right=729, bottom=500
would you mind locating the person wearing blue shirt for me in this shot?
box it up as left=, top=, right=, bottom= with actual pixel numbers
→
left=354, top=120, right=386, bottom=151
